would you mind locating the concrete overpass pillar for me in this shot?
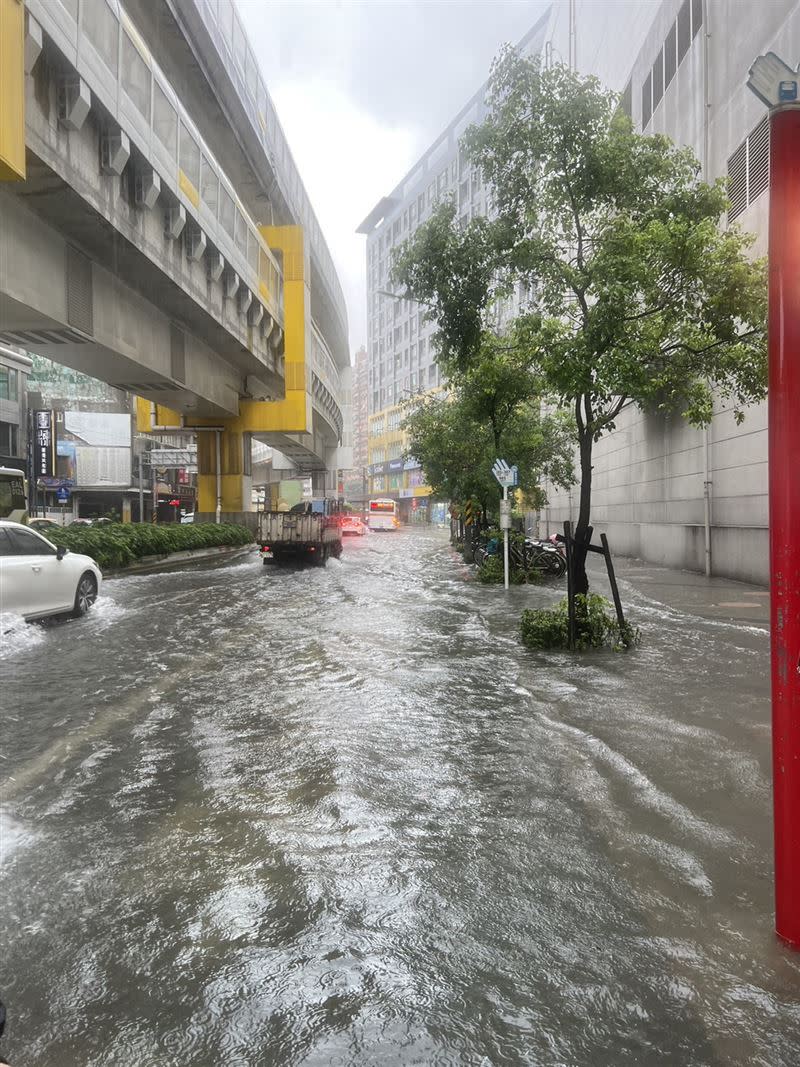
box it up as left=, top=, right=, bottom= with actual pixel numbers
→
left=196, top=428, right=253, bottom=526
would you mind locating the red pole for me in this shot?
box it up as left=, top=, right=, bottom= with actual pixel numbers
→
left=769, top=105, right=800, bottom=949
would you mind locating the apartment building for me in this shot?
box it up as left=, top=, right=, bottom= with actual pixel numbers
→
left=357, top=12, right=551, bottom=518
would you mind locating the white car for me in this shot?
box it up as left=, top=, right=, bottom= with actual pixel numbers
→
left=0, top=519, right=102, bottom=622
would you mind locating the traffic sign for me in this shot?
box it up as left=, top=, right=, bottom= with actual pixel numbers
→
left=492, top=458, right=518, bottom=488
left=56, top=487, right=71, bottom=505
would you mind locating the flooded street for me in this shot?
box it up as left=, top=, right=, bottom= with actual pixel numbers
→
left=2, top=528, right=799, bottom=1065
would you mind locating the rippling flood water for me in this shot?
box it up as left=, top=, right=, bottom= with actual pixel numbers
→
left=2, top=528, right=799, bottom=1065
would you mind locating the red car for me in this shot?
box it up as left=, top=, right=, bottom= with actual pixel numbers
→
left=341, top=515, right=367, bottom=536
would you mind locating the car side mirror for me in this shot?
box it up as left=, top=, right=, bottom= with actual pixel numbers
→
left=56, top=545, right=67, bottom=561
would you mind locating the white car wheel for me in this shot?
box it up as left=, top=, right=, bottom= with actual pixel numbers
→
left=72, top=573, right=98, bottom=617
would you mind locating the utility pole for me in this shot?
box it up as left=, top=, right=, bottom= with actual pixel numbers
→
left=747, top=54, right=800, bottom=949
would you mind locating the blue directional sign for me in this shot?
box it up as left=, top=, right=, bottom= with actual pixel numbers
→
left=56, top=487, right=71, bottom=505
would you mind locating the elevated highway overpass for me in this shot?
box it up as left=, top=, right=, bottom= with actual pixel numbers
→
left=0, top=0, right=350, bottom=519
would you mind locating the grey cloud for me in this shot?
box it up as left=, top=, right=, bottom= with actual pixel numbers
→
left=237, top=0, right=549, bottom=142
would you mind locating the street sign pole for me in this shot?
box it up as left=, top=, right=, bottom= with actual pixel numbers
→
left=493, top=458, right=515, bottom=591
left=748, top=54, right=800, bottom=948
left=503, top=485, right=509, bottom=590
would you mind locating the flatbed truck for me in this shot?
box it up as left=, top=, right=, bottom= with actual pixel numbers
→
left=257, top=502, right=343, bottom=566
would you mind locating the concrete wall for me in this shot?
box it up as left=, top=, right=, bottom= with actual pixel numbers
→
left=0, top=191, right=242, bottom=416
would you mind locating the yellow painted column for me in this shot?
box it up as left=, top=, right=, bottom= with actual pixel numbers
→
left=0, top=0, right=25, bottom=181
left=196, top=428, right=249, bottom=516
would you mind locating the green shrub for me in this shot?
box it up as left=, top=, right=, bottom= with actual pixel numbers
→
left=47, top=522, right=253, bottom=571
left=476, top=554, right=529, bottom=584
left=521, top=593, right=639, bottom=651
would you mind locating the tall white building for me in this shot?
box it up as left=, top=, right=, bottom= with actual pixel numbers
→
left=357, top=13, right=551, bottom=518
left=543, top=0, right=796, bottom=584
left=356, top=2, right=652, bottom=519
left=359, top=0, right=779, bottom=580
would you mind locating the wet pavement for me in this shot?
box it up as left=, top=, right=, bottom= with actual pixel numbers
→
left=1, top=527, right=798, bottom=1066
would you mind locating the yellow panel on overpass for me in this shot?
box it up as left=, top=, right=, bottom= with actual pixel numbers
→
left=0, top=0, right=25, bottom=181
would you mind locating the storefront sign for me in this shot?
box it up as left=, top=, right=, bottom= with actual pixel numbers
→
left=33, top=410, right=55, bottom=478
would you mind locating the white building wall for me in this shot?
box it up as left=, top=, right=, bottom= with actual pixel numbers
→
left=543, top=0, right=798, bottom=585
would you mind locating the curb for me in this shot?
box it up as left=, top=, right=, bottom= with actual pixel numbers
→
left=104, top=544, right=256, bottom=578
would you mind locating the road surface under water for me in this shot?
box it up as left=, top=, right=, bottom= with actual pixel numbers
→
left=1, top=528, right=799, bottom=1065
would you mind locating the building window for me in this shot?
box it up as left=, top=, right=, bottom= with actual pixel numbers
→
left=0, top=367, right=18, bottom=401
left=153, top=81, right=177, bottom=158
left=641, top=71, right=652, bottom=129
left=200, top=156, right=218, bottom=213
left=692, top=0, right=703, bottom=37
left=620, top=80, right=632, bottom=118
left=122, top=30, right=150, bottom=118
left=179, top=122, right=201, bottom=190
left=83, top=0, right=119, bottom=76
left=677, top=0, right=691, bottom=65
left=235, top=209, right=248, bottom=256
left=652, top=49, right=664, bottom=112
left=664, top=24, right=677, bottom=89
left=0, top=421, right=18, bottom=455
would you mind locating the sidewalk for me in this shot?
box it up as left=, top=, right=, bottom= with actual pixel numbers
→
left=597, top=554, right=770, bottom=628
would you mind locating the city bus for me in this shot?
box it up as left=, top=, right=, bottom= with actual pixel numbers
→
left=0, top=466, right=28, bottom=523
left=368, top=498, right=400, bottom=531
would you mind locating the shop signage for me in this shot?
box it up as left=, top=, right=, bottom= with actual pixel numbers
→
left=33, top=410, right=55, bottom=478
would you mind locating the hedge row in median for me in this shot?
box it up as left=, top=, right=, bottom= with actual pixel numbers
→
left=47, top=522, right=253, bottom=571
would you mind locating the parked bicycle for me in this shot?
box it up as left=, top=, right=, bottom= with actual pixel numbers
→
left=472, top=532, right=566, bottom=579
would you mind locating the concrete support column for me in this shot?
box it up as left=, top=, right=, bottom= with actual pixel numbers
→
left=196, top=427, right=253, bottom=524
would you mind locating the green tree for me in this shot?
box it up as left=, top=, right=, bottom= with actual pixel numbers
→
left=395, top=53, right=767, bottom=594
left=401, top=337, right=574, bottom=519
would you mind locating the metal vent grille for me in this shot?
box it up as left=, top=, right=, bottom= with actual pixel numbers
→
left=748, top=116, right=770, bottom=203
left=0, top=327, right=89, bottom=346
left=170, top=324, right=186, bottom=383
left=727, top=142, right=747, bottom=220
left=66, top=246, right=94, bottom=336
left=728, top=117, right=770, bottom=222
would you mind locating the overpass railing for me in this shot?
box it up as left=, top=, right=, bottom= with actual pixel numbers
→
left=29, top=0, right=284, bottom=336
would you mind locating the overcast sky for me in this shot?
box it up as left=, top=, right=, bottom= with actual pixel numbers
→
left=234, top=0, right=553, bottom=355
left=235, top=0, right=649, bottom=357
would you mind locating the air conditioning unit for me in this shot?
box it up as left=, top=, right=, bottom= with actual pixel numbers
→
left=101, top=127, right=130, bottom=176
left=58, top=75, right=91, bottom=132
left=135, top=167, right=161, bottom=210
left=238, top=287, right=253, bottom=316
left=206, top=251, right=224, bottom=283
left=185, top=226, right=207, bottom=263
left=260, top=314, right=274, bottom=341
left=223, top=269, right=240, bottom=300
left=248, top=302, right=264, bottom=328
left=164, top=204, right=186, bottom=241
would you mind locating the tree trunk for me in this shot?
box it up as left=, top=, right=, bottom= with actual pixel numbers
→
left=572, top=429, right=593, bottom=596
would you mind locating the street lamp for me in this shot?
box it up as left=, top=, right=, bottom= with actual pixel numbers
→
left=747, top=52, right=800, bottom=949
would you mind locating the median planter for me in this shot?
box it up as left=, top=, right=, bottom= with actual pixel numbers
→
left=47, top=523, right=253, bottom=572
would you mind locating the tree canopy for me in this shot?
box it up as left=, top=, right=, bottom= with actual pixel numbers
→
left=394, top=52, right=767, bottom=590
